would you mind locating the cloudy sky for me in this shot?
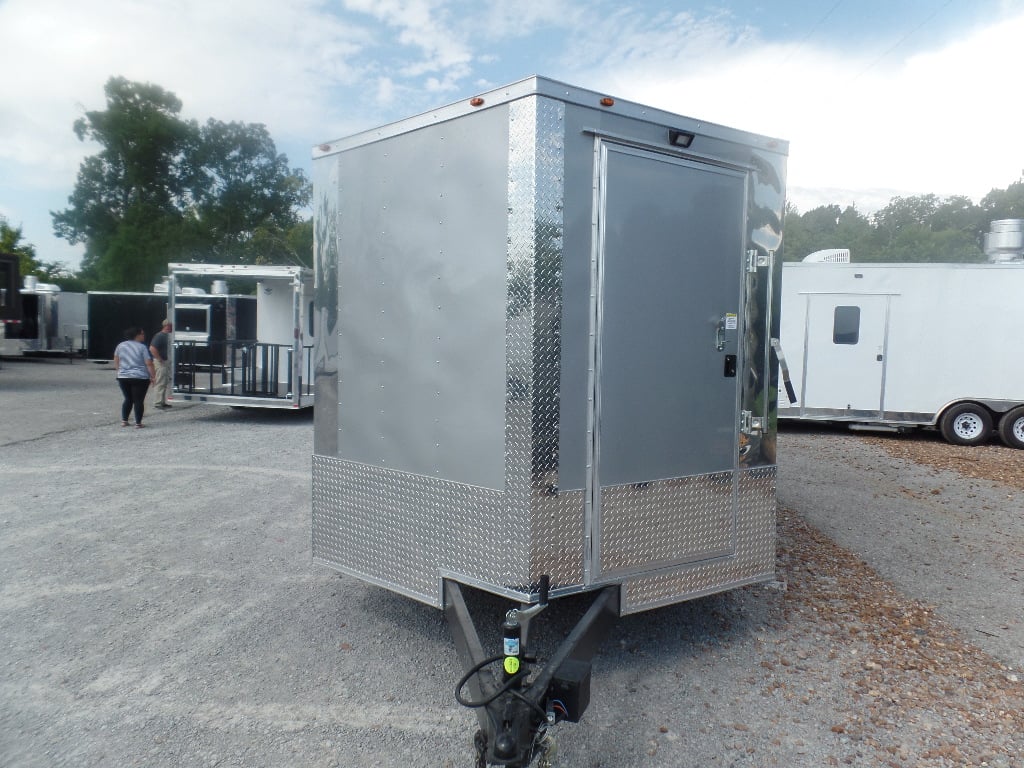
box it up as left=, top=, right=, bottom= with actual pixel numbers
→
left=2, top=0, right=1023, bottom=270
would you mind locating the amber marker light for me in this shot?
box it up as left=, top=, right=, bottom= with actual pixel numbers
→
left=599, top=97, right=615, bottom=107
left=470, top=97, right=485, bottom=107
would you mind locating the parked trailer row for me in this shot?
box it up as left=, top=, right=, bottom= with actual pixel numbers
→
left=1, top=264, right=314, bottom=412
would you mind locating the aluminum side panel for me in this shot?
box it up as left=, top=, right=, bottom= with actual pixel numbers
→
left=333, top=108, right=509, bottom=489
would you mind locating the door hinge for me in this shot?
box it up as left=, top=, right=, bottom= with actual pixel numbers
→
left=746, top=249, right=773, bottom=273
left=740, top=410, right=764, bottom=435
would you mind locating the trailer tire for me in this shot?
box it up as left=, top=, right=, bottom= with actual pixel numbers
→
left=997, top=406, right=1024, bottom=450
left=939, top=403, right=993, bottom=446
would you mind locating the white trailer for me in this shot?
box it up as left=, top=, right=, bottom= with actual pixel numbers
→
left=167, top=263, right=314, bottom=409
left=778, top=261, right=1024, bottom=448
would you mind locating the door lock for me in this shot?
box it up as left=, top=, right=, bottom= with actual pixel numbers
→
left=716, top=313, right=738, bottom=351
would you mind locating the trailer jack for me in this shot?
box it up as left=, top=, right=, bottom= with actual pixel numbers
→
left=444, top=577, right=619, bottom=767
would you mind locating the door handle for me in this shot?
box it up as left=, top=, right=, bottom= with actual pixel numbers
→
left=715, top=313, right=737, bottom=351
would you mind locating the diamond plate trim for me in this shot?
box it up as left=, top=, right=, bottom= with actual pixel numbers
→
left=619, top=466, right=777, bottom=614
left=508, top=96, right=584, bottom=590
left=313, top=455, right=521, bottom=606
left=598, top=472, right=735, bottom=577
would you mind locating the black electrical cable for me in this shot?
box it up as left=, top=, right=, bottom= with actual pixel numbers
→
left=454, top=654, right=530, bottom=708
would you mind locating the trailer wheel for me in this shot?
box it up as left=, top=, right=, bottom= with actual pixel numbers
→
left=997, top=406, right=1024, bottom=449
left=939, top=403, right=993, bottom=446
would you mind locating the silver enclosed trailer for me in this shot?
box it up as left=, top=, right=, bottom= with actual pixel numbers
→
left=1, top=277, right=88, bottom=357
left=167, top=263, right=314, bottom=409
left=778, top=260, right=1024, bottom=448
left=311, top=76, right=787, bottom=765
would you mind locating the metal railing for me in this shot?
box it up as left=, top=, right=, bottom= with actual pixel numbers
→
left=173, top=340, right=313, bottom=400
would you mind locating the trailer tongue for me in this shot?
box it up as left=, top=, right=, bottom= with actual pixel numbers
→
left=310, top=76, right=788, bottom=765
left=448, top=576, right=619, bottom=767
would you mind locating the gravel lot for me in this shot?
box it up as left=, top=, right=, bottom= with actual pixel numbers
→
left=1, top=357, right=1021, bottom=767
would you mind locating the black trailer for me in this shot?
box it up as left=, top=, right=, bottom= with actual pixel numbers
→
left=0, top=253, right=20, bottom=325
left=86, top=292, right=169, bottom=360
left=0, top=253, right=20, bottom=359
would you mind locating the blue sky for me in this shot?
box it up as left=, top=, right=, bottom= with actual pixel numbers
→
left=2, top=0, right=1023, bottom=271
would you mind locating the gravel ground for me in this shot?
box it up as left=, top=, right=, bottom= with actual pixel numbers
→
left=1, top=357, right=1021, bottom=767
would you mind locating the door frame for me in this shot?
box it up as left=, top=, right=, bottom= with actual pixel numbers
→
left=583, top=137, right=751, bottom=584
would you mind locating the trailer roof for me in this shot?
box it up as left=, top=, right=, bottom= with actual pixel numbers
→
left=313, top=75, right=788, bottom=160
left=167, top=263, right=311, bottom=279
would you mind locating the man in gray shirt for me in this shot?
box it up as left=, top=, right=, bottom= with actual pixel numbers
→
left=149, top=319, right=173, bottom=408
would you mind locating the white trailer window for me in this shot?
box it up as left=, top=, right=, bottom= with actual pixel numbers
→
left=833, top=305, right=861, bottom=344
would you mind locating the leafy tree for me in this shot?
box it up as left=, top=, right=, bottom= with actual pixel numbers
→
left=53, top=77, right=194, bottom=288
left=784, top=188, right=1016, bottom=263
left=52, top=77, right=310, bottom=291
left=188, top=119, right=310, bottom=263
left=981, top=181, right=1024, bottom=221
left=34, top=262, right=90, bottom=292
left=871, top=194, right=940, bottom=249
left=2, top=217, right=86, bottom=290
left=1, top=218, right=41, bottom=276
left=872, top=225, right=983, bottom=263
left=285, top=219, right=314, bottom=269
left=931, top=195, right=985, bottom=232
left=781, top=204, right=873, bottom=261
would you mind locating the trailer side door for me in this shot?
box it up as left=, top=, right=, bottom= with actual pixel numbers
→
left=589, top=142, right=747, bottom=581
left=799, top=293, right=890, bottom=417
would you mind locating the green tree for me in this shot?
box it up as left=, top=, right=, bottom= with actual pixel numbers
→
left=285, top=219, right=314, bottom=268
left=874, top=225, right=983, bottom=263
left=1, top=218, right=86, bottom=290
left=52, top=77, right=310, bottom=290
left=981, top=180, right=1024, bottom=221
left=871, top=194, right=940, bottom=249
left=1, top=218, right=41, bottom=276
left=188, top=119, right=310, bottom=263
left=781, top=204, right=873, bottom=261
left=53, top=77, right=195, bottom=289
left=779, top=202, right=808, bottom=261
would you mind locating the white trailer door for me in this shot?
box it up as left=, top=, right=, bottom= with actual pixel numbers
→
left=590, top=142, right=747, bottom=581
left=800, top=293, right=890, bottom=415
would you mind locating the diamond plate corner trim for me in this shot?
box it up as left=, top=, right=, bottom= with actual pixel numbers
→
left=313, top=454, right=525, bottom=607
left=619, top=466, right=777, bottom=614
left=507, top=96, right=584, bottom=592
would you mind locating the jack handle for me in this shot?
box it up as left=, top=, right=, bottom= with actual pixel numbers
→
left=510, top=575, right=549, bottom=625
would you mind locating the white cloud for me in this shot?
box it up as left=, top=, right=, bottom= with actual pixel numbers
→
left=0, top=0, right=368, bottom=170
left=3, top=0, right=1023, bottom=269
left=343, top=0, right=472, bottom=89
left=576, top=10, right=1024, bottom=211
